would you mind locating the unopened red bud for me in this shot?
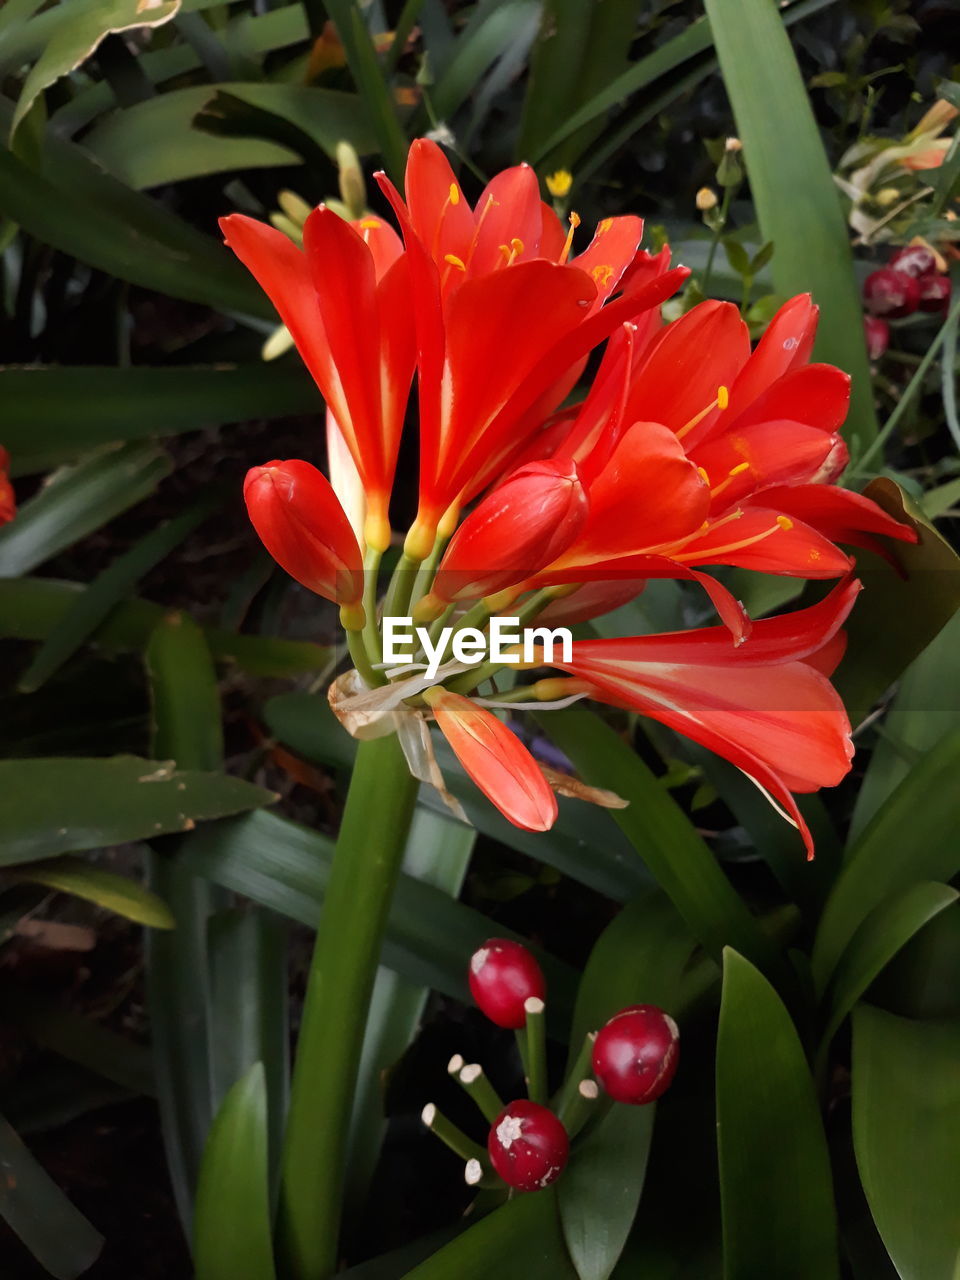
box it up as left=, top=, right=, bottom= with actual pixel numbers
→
left=863, top=268, right=919, bottom=319
left=468, top=938, right=545, bottom=1028
left=592, top=1005, right=679, bottom=1105
left=429, top=459, right=589, bottom=605
left=864, top=315, right=890, bottom=361
left=888, top=245, right=938, bottom=279
left=487, top=1100, right=569, bottom=1192
left=243, top=459, right=364, bottom=607
left=918, top=273, right=951, bottom=314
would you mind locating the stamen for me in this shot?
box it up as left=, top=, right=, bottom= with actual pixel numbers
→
left=677, top=517, right=791, bottom=561
left=560, top=211, right=581, bottom=265
left=497, top=238, right=525, bottom=266
left=697, top=466, right=711, bottom=485
left=359, top=217, right=381, bottom=229
left=777, top=515, right=794, bottom=531
left=676, top=387, right=728, bottom=441
left=729, top=461, right=750, bottom=476
left=444, top=253, right=466, bottom=271
left=708, top=460, right=752, bottom=501
left=449, top=183, right=461, bottom=206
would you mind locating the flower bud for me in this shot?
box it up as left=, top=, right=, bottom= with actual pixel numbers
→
left=424, top=460, right=589, bottom=608
left=888, top=244, right=937, bottom=279
left=0, top=446, right=15, bottom=526
left=864, top=315, right=890, bottom=361
left=487, top=1101, right=569, bottom=1192
left=591, top=1005, right=679, bottom=1105
left=546, top=170, right=573, bottom=199
left=243, top=459, right=364, bottom=609
left=336, top=141, right=367, bottom=220
left=863, top=268, right=919, bottom=319
left=469, top=938, right=546, bottom=1029
left=696, top=186, right=719, bottom=212
left=918, top=273, right=951, bottom=315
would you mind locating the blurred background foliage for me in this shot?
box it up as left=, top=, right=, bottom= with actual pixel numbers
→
left=0, top=0, right=959, bottom=1277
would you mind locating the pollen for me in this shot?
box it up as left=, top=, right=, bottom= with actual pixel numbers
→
left=729, top=461, right=750, bottom=477
left=498, top=238, right=525, bottom=265
left=444, top=253, right=466, bottom=271
left=359, top=218, right=381, bottom=229
left=597, top=217, right=613, bottom=234
left=697, top=466, right=711, bottom=485
left=448, top=183, right=460, bottom=205
left=777, top=516, right=794, bottom=531
left=591, top=263, right=615, bottom=286
left=717, top=385, right=729, bottom=410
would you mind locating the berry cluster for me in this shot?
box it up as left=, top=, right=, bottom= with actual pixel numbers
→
left=421, top=939, right=680, bottom=1194
left=863, top=244, right=951, bottom=360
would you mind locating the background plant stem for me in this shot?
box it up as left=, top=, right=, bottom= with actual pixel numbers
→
left=278, top=735, right=419, bottom=1280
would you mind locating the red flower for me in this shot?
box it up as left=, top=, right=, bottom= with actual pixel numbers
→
left=243, top=460, right=364, bottom=618
left=0, top=447, right=14, bottom=526
left=421, top=687, right=557, bottom=832
left=540, top=579, right=861, bottom=858
left=222, top=210, right=416, bottom=552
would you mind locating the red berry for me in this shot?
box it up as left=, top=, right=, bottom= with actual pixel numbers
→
left=592, top=1005, right=680, bottom=1105
left=468, top=939, right=545, bottom=1029
left=888, top=245, right=937, bottom=279
left=863, top=268, right=920, bottom=319
left=918, top=273, right=951, bottom=315
left=487, top=1101, right=569, bottom=1192
left=864, top=315, right=890, bottom=361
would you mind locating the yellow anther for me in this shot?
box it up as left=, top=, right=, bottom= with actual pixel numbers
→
left=359, top=217, right=381, bottom=229
left=546, top=170, right=573, bottom=199
left=697, top=467, right=711, bottom=485
left=591, top=264, right=615, bottom=286
left=717, top=385, right=729, bottom=410
left=444, top=253, right=466, bottom=271
left=560, top=211, right=581, bottom=265
left=449, top=183, right=461, bottom=205
left=777, top=516, right=794, bottom=531
left=597, top=217, right=613, bottom=234
left=511, top=237, right=524, bottom=254
left=498, top=239, right=524, bottom=266
left=729, top=461, right=750, bottom=477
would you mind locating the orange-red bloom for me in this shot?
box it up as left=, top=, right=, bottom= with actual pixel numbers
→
left=222, top=210, right=415, bottom=551
left=0, top=447, right=14, bottom=526
left=422, top=687, right=557, bottom=832
left=243, top=460, right=364, bottom=613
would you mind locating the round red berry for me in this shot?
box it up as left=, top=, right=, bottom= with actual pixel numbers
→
left=918, top=273, right=951, bottom=315
left=864, top=315, right=890, bottom=361
left=592, top=1005, right=680, bottom=1105
left=863, top=268, right=920, bottom=319
left=888, top=245, right=938, bottom=279
left=468, top=939, right=545, bottom=1029
left=487, top=1100, right=569, bottom=1192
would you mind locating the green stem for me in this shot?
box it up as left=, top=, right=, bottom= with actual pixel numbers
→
left=346, top=627, right=384, bottom=688
left=361, top=546, right=383, bottom=669
left=408, top=534, right=448, bottom=612
left=849, top=291, right=960, bottom=477
left=446, top=589, right=556, bottom=695
left=455, top=1063, right=504, bottom=1124
left=383, top=552, right=420, bottom=621
left=701, top=186, right=732, bottom=297
left=554, top=1031, right=597, bottom=1119
left=521, top=998, right=547, bottom=1105
left=279, top=736, right=418, bottom=1280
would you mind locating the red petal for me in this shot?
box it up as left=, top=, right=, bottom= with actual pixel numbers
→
left=724, top=363, right=851, bottom=435
left=572, top=215, right=645, bottom=307
left=467, top=164, right=544, bottom=276
left=404, top=138, right=474, bottom=265
left=692, top=420, right=842, bottom=506
left=726, top=294, right=818, bottom=411
left=427, top=691, right=558, bottom=831
left=744, top=484, right=918, bottom=548
left=675, top=508, right=854, bottom=577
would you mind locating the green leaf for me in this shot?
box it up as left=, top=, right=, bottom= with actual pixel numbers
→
left=540, top=708, right=790, bottom=983
left=0, top=101, right=270, bottom=318
left=263, top=692, right=649, bottom=902
left=0, top=443, right=171, bottom=578
left=812, top=728, right=960, bottom=988
left=83, top=84, right=375, bottom=188
left=703, top=0, right=877, bottom=444
left=11, top=0, right=181, bottom=138
left=834, top=479, right=960, bottom=726
left=182, top=808, right=578, bottom=1018
left=0, top=577, right=332, bottom=676
left=5, top=854, right=177, bottom=928
left=0, top=1110, right=103, bottom=1279
left=0, top=365, right=320, bottom=477
left=0, top=755, right=274, bottom=865
left=402, top=1188, right=579, bottom=1280
left=560, top=892, right=696, bottom=1280
left=18, top=497, right=218, bottom=692
left=852, top=1007, right=960, bottom=1280
left=851, top=609, right=960, bottom=840
left=194, top=1063, right=277, bottom=1280
left=717, top=949, right=840, bottom=1280
left=818, top=882, right=958, bottom=1055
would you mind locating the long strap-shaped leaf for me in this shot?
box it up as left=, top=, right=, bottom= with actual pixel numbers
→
left=703, top=0, right=876, bottom=446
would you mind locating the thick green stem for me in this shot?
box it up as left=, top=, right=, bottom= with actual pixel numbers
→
left=279, top=736, right=418, bottom=1280
left=361, top=546, right=383, bottom=669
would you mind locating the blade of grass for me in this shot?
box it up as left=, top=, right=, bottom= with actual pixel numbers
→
left=703, top=0, right=876, bottom=445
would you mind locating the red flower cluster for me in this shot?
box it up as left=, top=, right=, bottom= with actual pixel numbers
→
left=223, top=140, right=916, bottom=857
